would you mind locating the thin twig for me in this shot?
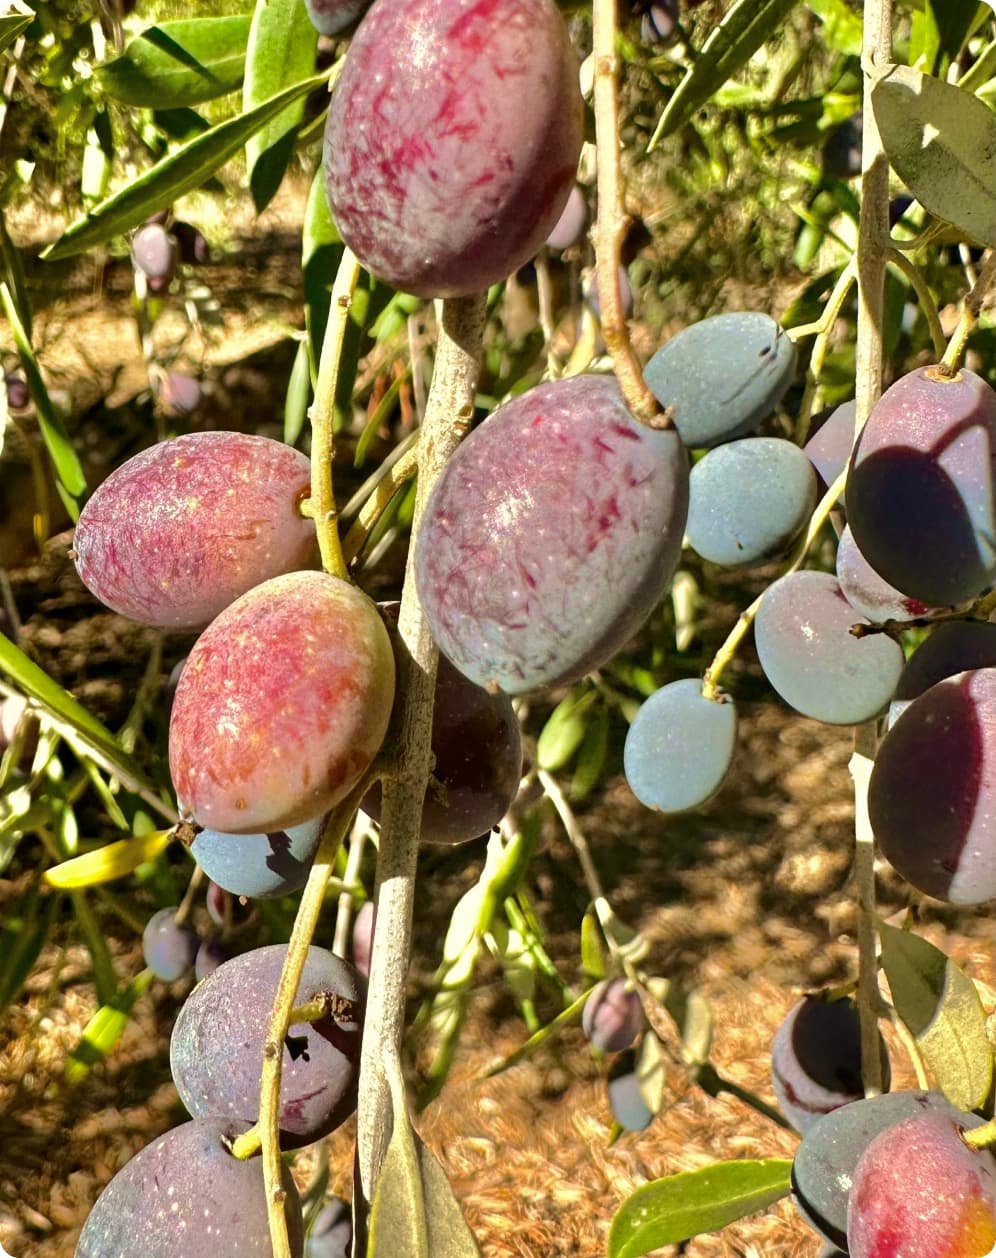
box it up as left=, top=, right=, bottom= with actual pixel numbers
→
left=701, top=463, right=848, bottom=699
left=940, top=247, right=996, bottom=373
left=308, top=249, right=361, bottom=580
left=342, top=443, right=419, bottom=566
left=884, top=247, right=946, bottom=360
left=591, top=0, right=664, bottom=426
left=230, top=783, right=368, bottom=1258
left=332, top=810, right=370, bottom=957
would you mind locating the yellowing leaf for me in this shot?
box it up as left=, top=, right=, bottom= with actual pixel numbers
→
left=45, top=830, right=171, bottom=888
left=368, top=1103, right=480, bottom=1257
left=880, top=922, right=994, bottom=1112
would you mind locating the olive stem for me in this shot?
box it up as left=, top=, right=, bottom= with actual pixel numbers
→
left=233, top=783, right=368, bottom=1258
left=592, top=0, right=665, bottom=427
left=850, top=0, right=892, bottom=1101
left=850, top=723, right=884, bottom=1096
left=308, top=248, right=361, bottom=582
left=354, top=292, right=487, bottom=1222
left=940, top=246, right=996, bottom=373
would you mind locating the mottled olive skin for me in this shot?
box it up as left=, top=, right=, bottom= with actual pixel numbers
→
left=170, top=945, right=364, bottom=1149
left=415, top=375, right=689, bottom=694
left=323, top=0, right=584, bottom=297
left=846, top=367, right=996, bottom=605
left=169, top=572, right=395, bottom=833
left=847, top=1111, right=996, bottom=1257
left=74, top=432, right=316, bottom=630
left=869, top=667, right=996, bottom=905
left=75, top=1119, right=304, bottom=1257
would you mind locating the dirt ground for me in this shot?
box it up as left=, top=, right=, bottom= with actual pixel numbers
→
left=0, top=183, right=992, bottom=1258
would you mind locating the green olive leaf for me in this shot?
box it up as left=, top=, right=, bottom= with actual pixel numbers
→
left=283, top=337, right=312, bottom=447
left=537, top=685, right=599, bottom=771
left=871, top=63, right=996, bottom=247
left=0, top=282, right=87, bottom=500
left=368, top=1084, right=480, bottom=1258
left=66, top=969, right=154, bottom=1083
left=96, top=15, right=252, bottom=108
left=607, top=1159, right=793, bottom=1258
left=243, top=0, right=319, bottom=212
left=43, top=70, right=331, bottom=260
left=879, top=921, right=994, bottom=1112
left=804, top=0, right=862, bottom=56
left=909, top=0, right=990, bottom=77
left=0, top=1, right=33, bottom=55
left=648, top=0, right=801, bottom=148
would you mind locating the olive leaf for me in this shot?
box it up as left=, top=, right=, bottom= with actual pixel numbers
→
left=871, top=63, right=996, bottom=247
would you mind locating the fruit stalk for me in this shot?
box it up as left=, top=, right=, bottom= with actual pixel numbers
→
left=308, top=247, right=361, bottom=581
left=851, top=0, right=893, bottom=1098
left=355, top=292, right=487, bottom=1210
left=940, top=246, right=996, bottom=373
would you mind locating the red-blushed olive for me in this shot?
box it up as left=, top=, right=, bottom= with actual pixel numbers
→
left=323, top=0, right=584, bottom=298
left=169, top=572, right=395, bottom=834
left=73, top=431, right=317, bottom=630
left=415, top=374, right=689, bottom=695
left=846, top=1110, right=996, bottom=1257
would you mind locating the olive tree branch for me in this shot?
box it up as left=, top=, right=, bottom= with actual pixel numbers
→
left=354, top=292, right=487, bottom=1216
left=592, top=0, right=666, bottom=427
left=850, top=0, right=893, bottom=1099
left=306, top=247, right=362, bottom=581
